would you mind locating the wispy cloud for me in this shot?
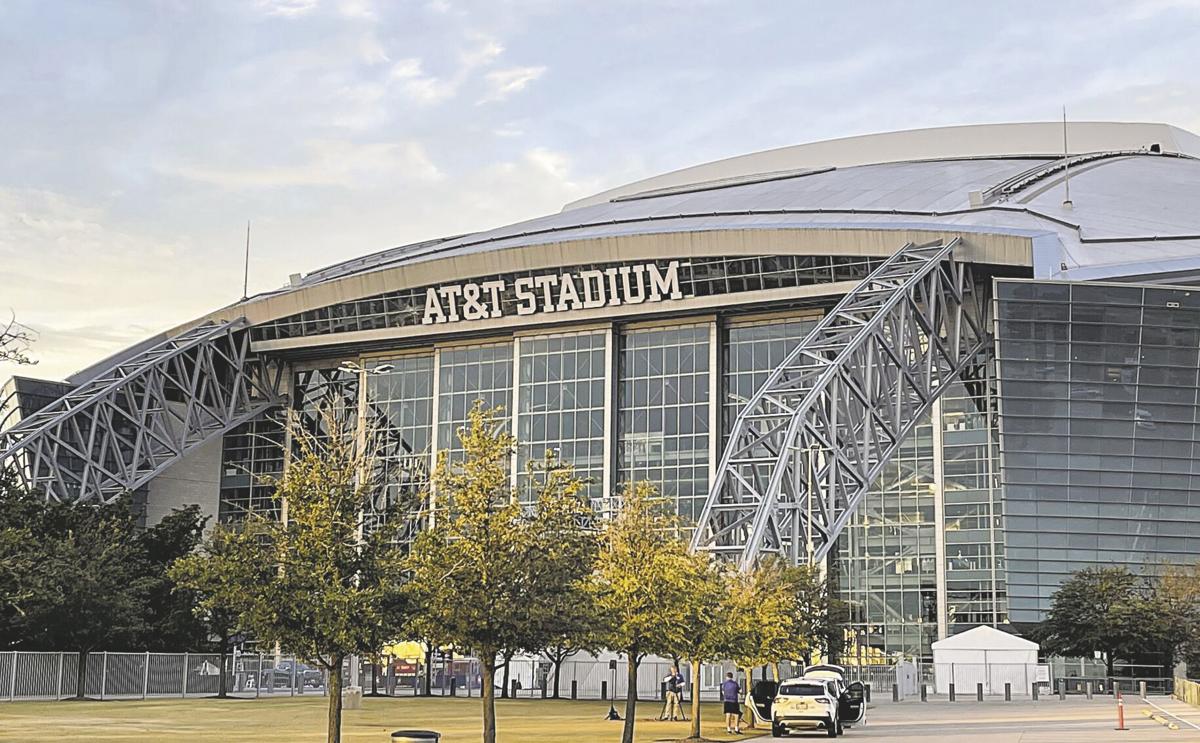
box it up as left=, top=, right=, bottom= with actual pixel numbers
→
left=478, top=65, right=547, bottom=104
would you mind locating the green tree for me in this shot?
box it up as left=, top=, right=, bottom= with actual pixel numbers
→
left=524, top=450, right=602, bottom=700
left=404, top=405, right=596, bottom=743
left=0, top=485, right=154, bottom=696
left=1040, top=566, right=1160, bottom=677
left=663, top=551, right=727, bottom=740
left=138, top=504, right=210, bottom=651
left=171, top=408, right=411, bottom=743
left=1151, top=561, right=1200, bottom=675
left=590, top=481, right=694, bottom=743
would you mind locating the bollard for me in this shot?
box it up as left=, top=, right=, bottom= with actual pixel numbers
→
left=1116, top=689, right=1126, bottom=730
left=1032, top=683, right=1039, bottom=701
left=920, top=683, right=927, bottom=702
left=601, top=680, right=608, bottom=700
left=571, top=679, right=577, bottom=700
left=449, top=678, right=456, bottom=697
left=1086, top=681, right=1093, bottom=700
left=976, top=683, right=983, bottom=702
left=1139, top=680, right=1147, bottom=699
left=949, top=683, right=956, bottom=702
left=1058, top=680, right=1065, bottom=701
left=540, top=677, right=547, bottom=699
left=1004, top=682, right=1011, bottom=702
left=892, top=683, right=899, bottom=702
left=865, top=683, right=872, bottom=703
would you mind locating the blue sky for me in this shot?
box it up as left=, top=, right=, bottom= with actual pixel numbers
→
left=2, top=0, right=1200, bottom=379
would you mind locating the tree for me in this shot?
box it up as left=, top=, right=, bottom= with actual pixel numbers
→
left=589, top=481, right=694, bottom=743
left=404, top=405, right=596, bottom=743
left=0, top=483, right=154, bottom=697
left=663, top=551, right=727, bottom=740
left=138, top=505, right=210, bottom=651
left=1151, top=561, right=1200, bottom=674
left=0, top=312, right=36, bottom=366
left=1040, top=566, right=1162, bottom=677
left=168, top=526, right=251, bottom=699
left=171, top=408, right=411, bottom=743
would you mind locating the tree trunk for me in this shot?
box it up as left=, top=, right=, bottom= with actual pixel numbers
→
left=690, top=659, right=702, bottom=739
left=1106, top=649, right=1116, bottom=680
left=500, top=657, right=510, bottom=699
left=621, top=653, right=638, bottom=743
left=771, top=662, right=780, bottom=682
left=741, top=666, right=755, bottom=728
left=552, top=656, right=562, bottom=699
left=481, top=653, right=497, bottom=743
left=326, top=656, right=345, bottom=743
left=218, top=647, right=229, bottom=699
left=75, top=649, right=89, bottom=700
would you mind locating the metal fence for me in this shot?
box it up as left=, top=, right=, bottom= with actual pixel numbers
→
left=2, top=651, right=1178, bottom=704
left=0, top=652, right=329, bottom=701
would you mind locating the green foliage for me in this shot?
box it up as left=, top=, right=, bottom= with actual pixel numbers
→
left=589, top=480, right=696, bottom=743
left=404, top=404, right=597, bottom=743
left=1040, top=566, right=1164, bottom=675
left=171, top=408, right=411, bottom=743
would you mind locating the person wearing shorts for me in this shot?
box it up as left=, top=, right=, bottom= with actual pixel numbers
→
left=720, top=672, right=742, bottom=734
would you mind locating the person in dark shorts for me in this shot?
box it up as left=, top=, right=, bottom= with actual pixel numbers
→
left=720, top=671, right=742, bottom=734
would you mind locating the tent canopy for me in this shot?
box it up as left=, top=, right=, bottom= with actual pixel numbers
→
left=931, top=626, right=1038, bottom=652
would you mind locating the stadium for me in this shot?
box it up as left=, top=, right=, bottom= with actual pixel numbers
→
left=5, top=120, right=1200, bottom=663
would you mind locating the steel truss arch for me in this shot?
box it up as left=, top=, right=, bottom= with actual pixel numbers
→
left=0, top=319, right=284, bottom=504
left=691, top=239, right=991, bottom=568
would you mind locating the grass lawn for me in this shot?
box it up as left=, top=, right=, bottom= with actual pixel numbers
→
left=0, top=695, right=757, bottom=742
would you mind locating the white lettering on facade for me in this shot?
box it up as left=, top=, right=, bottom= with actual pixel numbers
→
left=420, top=262, right=688, bottom=325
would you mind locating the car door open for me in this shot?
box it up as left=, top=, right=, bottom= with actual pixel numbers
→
left=839, top=680, right=866, bottom=725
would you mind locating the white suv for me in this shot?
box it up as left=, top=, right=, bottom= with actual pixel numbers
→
left=770, top=674, right=865, bottom=738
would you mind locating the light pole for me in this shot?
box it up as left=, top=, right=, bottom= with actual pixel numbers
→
left=335, top=360, right=394, bottom=695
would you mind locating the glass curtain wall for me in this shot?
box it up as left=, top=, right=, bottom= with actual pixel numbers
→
left=364, top=354, right=434, bottom=538
left=218, top=414, right=285, bottom=523
left=436, top=342, right=513, bottom=461
left=941, top=375, right=1008, bottom=631
left=996, top=279, right=1200, bottom=622
left=617, top=323, right=711, bottom=521
left=515, top=331, right=607, bottom=504
left=837, top=417, right=940, bottom=662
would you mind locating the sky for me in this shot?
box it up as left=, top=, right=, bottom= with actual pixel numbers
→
left=2, top=0, right=1200, bottom=381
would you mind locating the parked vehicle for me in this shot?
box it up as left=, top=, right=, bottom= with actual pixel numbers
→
left=757, top=666, right=864, bottom=738
left=261, top=660, right=324, bottom=689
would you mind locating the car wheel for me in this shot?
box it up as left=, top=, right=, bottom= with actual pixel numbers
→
left=836, top=720, right=845, bottom=735
left=772, top=721, right=784, bottom=738
left=826, top=716, right=839, bottom=737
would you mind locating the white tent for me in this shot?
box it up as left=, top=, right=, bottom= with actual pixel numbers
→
left=931, top=626, right=1040, bottom=695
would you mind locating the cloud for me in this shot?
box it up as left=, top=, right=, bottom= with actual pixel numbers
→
left=255, top=0, right=320, bottom=17
left=0, top=188, right=236, bottom=380
left=478, top=66, right=547, bottom=104
left=162, top=140, right=443, bottom=189
left=390, top=58, right=458, bottom=104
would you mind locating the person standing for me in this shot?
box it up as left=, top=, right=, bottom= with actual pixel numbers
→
left=663, top=667, right=685, bottom=720
left=720, top=671, right=742, bottom=734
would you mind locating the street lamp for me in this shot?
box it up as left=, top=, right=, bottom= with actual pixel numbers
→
left=334, top=360, right=393, bottom=696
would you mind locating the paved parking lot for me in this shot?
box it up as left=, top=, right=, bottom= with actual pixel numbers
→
left=745, top=697, right=1200, bottom=742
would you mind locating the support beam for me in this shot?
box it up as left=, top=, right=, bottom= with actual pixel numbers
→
left=691, top=239, right=991, bottom=567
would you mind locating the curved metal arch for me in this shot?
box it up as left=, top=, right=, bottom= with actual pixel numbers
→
left=691, top=239, right=991, bottom=568
left=0, top=319, right=283, bottom=504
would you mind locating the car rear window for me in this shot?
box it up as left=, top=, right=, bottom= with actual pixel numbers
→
left=778, top=683, right=825, bottom=696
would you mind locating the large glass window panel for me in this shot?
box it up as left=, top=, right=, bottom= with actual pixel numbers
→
left=516, top=330, right=607, bottom=504
left=617, top=323, right=710, bottom=521
left=436, top=342, right=513, bottom=461
left=365, top=354, right=434, bottom=537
